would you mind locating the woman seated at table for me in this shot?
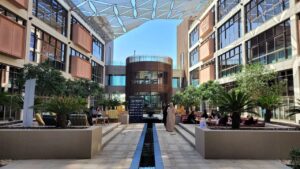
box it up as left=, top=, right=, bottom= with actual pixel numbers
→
left=187, top=111, right=196, bottom=124
left=244, top=115, right=256, bottom=125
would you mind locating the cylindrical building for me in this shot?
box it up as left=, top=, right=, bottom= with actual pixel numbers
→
left=126, top=56, right=173, bottom=115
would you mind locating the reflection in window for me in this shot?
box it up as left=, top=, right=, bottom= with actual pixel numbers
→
left=217, top=0, right=240, bottom=21
left=189, top=47, right=199, bottom=67
left=133, top=71, right=168, bottom=85
left=32, top=0, right=68, bottom=36
left=189, top=25, right=199, bottom=47
left=29, top=26, right=66, bottom=71
left=135, top=92, right=162, bottom=109
left=91, top=61, right=104, bottom=84
left=218, top=12, right=241, bottom=49
left=218, top=45, right=242, bottom=78
left=107, top=75, right=125, bottom=86
left=245, top=0, right=289, bottom=33
left=0, top=6, right=26, bottom=26
left=246, top=20, right=291, bottom=65
left=190, top=69, right=199, bottom=86
left=92, top=37, right=104, bottom=61
left=172, top=77, right=181, bottom=88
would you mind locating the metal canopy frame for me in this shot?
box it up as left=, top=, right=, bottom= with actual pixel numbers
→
left=71, top=0, right=211, bottom=38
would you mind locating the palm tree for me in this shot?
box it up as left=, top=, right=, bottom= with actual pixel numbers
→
left=217, top=90, right=257, bottom=129
left=34, top=97, right=87, bottom=128
left=286, top=99, right=300, bottom=117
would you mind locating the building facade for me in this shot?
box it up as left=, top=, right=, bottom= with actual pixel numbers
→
left=105, top=56, right=184, bottom=107
left=178, top=0, right=300, bottom=124
left=0, top=0, right=114, bottom=120
left=0, top=0, right=113, bottom=90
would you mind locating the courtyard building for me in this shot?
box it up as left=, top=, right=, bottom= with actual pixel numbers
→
left=177, top=0, right=300, bottom=124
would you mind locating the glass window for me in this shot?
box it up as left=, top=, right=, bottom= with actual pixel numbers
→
left=29, top=26, right=66, bottom=71
left=218, top=12, right=241, bottom=49
left=91, top=61, right=104, bottom=84
left=132, top=71, right=168, bottom=85
left=189, top=25, right=199, bottom=47
left=172, top=77, right=180, bottom=89
left=246, top=20, right=291, bottom=65
left=245, top=0, right=289, bottom=33
left=190, top=69, right=199, bottom=86
left=92, top=37, right=104, bottom=61
left=217, top=0, right=240, bottom=21
left=106, top=75, right=126, bottom=86
left=32, top=0, right=68, bottom=36
left=189, top=46, right=199, bottom=67
left=218, top=45, right=242, bottom=78
left=0, top=6, right=26, bottom=26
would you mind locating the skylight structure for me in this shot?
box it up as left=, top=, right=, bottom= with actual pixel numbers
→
left=71, top=0, right=211, bottom=38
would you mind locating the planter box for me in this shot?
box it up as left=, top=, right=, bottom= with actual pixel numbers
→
left=0, top=126, right=102, bottom=159
left=195, top=127, right=300, bottom=159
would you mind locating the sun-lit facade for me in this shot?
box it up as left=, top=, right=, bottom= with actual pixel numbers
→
left=178, top=0, right=300, bottom=124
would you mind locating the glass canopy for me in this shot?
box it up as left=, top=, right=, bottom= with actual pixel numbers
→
left=71, top=0, right=211, bottom=38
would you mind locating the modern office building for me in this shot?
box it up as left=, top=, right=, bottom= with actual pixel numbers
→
left=105, top=56, right=184, bottom=106
left=0, top=0, right=114, bottom=120
left=178, top=0, right=300, bottom=124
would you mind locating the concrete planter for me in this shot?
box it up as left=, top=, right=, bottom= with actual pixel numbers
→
left=0, top=126, right=102, bottom=159
left=195, top=126, right=300, bottom=159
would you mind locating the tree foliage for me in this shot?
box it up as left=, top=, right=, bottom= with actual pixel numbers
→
left=235, top=64, right=284, bottom=121
left=217, top=90, right=257, bottom=129
left=17, top=63, right=66, bottom=96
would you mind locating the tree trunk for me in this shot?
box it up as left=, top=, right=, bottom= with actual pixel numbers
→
left=264, top=108, right=272, bottom=123
left=231, top=113, right=240, bottom=129
left=56, top=114, right=67, bottom=128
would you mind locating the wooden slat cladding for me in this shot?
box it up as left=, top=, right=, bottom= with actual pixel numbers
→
left=200, top=38, right=214, bottom=61
left=70, top=57, right=91, bottom=80
left=10, top=0, right=28, bottom=10
left=0, top=15, right=25, bottom=59
left=200, top=11, right=214, bottom=39
left=72, top=24, right=92, bottom=53
left=200, top=64, right=215, bottom=84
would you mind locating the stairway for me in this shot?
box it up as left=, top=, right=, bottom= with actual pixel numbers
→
left=102, top=123, right=127, bottom=148
left=175, top=123, right=196, bottom=148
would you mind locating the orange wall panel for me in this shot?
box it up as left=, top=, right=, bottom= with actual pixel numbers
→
left=72, top=24, right=92, bottom=53
left=0, top=15, right=25, bottom=59
left=200, top=11, right=214, bottom=38
left=10, top=0, right=28, bottom=9
left=200, top=39, right=214, bottom=62
left=200, top=65, right=215, bottom=84
left=71, top=57, right=91, bottom=80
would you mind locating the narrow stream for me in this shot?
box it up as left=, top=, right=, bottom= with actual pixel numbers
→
left=139, top=122, right=155, bottom=168
left=130, top=122, right=164, bottom=169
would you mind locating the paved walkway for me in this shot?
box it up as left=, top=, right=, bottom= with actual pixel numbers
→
left=157, top=124, right=289, bottom=169
left=2, top=124, right=144, bottom=169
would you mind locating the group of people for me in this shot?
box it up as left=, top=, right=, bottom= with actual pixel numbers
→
left=162, top=103, right=176, bottom=132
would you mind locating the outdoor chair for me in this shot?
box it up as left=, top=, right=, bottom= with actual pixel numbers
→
left=69, top=114, right=88, bottom=126
left=42, top=115, right=57, bottom=126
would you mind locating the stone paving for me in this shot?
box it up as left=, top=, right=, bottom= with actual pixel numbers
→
left=157, top=124, right=290, bottom=169
left=2, top=124, right=144, bottom=169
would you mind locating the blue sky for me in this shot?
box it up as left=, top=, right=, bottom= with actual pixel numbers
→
left=113, top=19, right=182, bottom=67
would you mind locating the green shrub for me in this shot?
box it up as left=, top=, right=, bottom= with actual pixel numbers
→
left=290, top=148, right=300, bottom=169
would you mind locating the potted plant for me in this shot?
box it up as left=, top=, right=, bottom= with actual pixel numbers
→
left=217, top=90, right=257, bottom=129
left=35, top=97, right=87, bottom=128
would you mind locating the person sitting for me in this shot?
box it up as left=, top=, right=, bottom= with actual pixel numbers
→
left=244, top=115, right=255, bottom=125
left=187, top=111, right=196, bottom=124
left=201, top=109, right=209, bottom=119
left=218, top=114, right=228, bottom=126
